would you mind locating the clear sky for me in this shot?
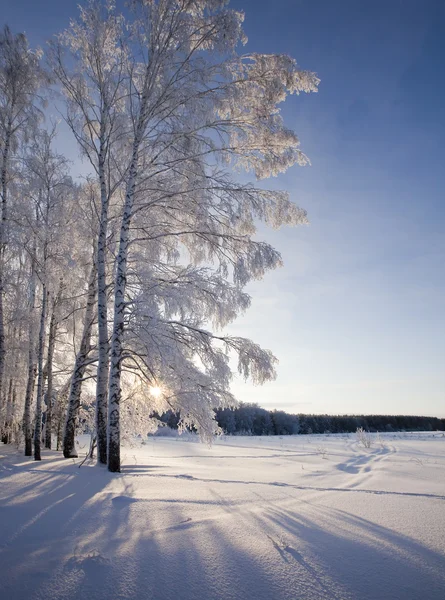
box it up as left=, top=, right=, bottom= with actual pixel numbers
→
left=3, top=0, right=444, bottom=417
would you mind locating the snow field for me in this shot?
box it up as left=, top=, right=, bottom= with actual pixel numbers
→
left=1, top=432, right=444, bottom=600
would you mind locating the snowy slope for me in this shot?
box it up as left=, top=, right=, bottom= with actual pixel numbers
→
left=1, top=432, right=444, bottom=600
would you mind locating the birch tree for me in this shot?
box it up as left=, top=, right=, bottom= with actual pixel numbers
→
left=51, top=0, right=127, bottom=464
left=6, top=172, right=95, bottom=456
left=0, top=1, right=319, bottom=469
left=0, top=26, right=46, bottom=414
left=0, top=243, right=28, bottom=444
left=106, top=0, right=319, bottom=471
left=22, top=248, right=37, bottom=456
left=63, top=259, right=97, bottom=458
left=22, top=128, right=73, bottom=460
left=44, top=277, right=64, bottom=449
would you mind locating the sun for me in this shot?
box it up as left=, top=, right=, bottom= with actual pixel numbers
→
left=149, top=385, right=162, bottom=398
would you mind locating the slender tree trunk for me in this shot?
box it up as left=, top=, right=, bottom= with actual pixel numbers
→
left=0, top=277, right=5, bottom=414
left=107, top=69, right=151, bottom=472
left=63, top=262, right=96, bottom=458
left=96, top=147, right=110, bottom=465
left=57, top=415, right=63, bottom=451
left=11, top=381, right=17, bottom=444
left=55, top=379, right=71, bottom=451
left=2, top=377, right=13, bottom=444
left=0, top=126, right=11, bottom=411
left=108, top=141, right=141, bottom=473
left=1, top=323, right=16, bottom=443
left=34, top=285, right=48, bottom=461
left=23, top=256, right=37, bottom=456
left=107, top=88, right=148, bottom=472
left=2, top=256, right=25, bottom=443
left=24, top=365, right=37, bottom=455
left=107, top=202, right=132, bottom=472
left=44, top=291, right=60, bottom=449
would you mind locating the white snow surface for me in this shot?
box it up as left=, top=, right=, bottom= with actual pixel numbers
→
left=1, top=432, right=445, bottom=600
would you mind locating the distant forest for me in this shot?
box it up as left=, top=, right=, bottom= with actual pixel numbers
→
left=155, top=403, right=445, bottom=436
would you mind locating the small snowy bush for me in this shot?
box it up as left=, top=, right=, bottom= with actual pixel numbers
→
left=356, top=427, right=373, bottom=449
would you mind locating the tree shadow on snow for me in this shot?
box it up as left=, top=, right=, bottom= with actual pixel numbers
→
left=1, top=447, right=445, bottom=600
left=254, top=504, right=445, bottom=600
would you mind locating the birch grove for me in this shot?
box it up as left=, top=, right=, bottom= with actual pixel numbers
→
left=50, top=0, right=128, bottom=464
left=0, top=27, right=47, bottom=416
left=0, top=0, right=319, bottom=472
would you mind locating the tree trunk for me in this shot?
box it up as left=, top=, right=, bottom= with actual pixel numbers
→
left=108, top=202, right=132, bottom=472
left=0, top=276, right=5, bottom=415
left=23, top=256, right=37, bottom=457
left=44, top=292, right=59, bottom=449
left=63, top=262, right=96, bottom=458
left=1, top=323, right=16, bottom=443
left=0, top=126, right=11, bottom=406
left=2, top=377, right=13, bottom=444
left=108, top=141, right=141, bottom=473
left=107, top=93, right=147, bottom=472
left=55, top=379, right=71, bottom=451
left=34, top=285, right=48, bottom=461
left=96, top=147, right=110, bottom=465
left=11, top=381, right=17, bottom=444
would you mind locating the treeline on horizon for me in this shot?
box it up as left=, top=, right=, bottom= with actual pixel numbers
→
left=154, top=403, right=445, bottom=436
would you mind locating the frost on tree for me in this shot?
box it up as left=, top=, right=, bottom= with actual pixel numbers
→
left=51, top=0, right=128, bottom=464
left=0, top=27, right=46, bottom=429
left=106, top=0, right=319, bottom=472
left=0, top=115, right=88, bottom=454
left=0, top=1, right=318, bottom=468
left=22, top=130, right=73, bottom=460
left=63, top=261, right=97, bottom=458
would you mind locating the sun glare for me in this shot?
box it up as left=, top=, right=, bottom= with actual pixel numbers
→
left=150, top=386, right=162, bottom=398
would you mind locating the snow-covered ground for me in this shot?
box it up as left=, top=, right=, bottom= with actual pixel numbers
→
left=1, top=432, right=445, bottom=600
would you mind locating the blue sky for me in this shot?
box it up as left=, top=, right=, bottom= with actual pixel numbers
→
left=3, top=0, right=444, bottom=416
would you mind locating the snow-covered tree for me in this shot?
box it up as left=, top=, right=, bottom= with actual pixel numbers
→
left=51, top=0, right=128, bottom=464
left=105, top=0, right=319, bottom=471
left=0, top=26, right=47, bottom=418
left=20, top=128, right=74, bottom=459
left=63, top=256, right=97, bottom=458
left=0, top=1, right=318, bottom=469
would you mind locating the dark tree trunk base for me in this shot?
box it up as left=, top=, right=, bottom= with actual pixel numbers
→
left=108, top=440, right=120, bottom=472
left=63, top=451, right=78, bottom=458
left=25, top=439, right=32, bottom=456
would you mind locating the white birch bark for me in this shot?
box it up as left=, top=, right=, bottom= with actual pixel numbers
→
left=0, top=28, right=45, bottom=406
left=44, top=279, right=63, bottom=449
left=51, top=5, right=127, bottom=464
left=23, top=255, right=37, bottom=456
left=0, top=123, right=11, bottom=406
left=33, top=285, right=48, bottom=461
left=63, top=262, right=97, bottom=458
left=95, top=135, right=110, bottom=465
left=1, top=324, right=21, bottom=444
left=44, top=312, right=56, bottom=449
left=108, top=140, right=142, bottom=472
left=55, top=379, right=71, bottom=452
left=2, top=377, right=13, bottom=444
